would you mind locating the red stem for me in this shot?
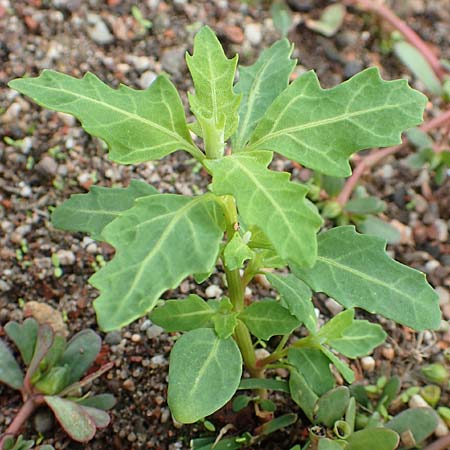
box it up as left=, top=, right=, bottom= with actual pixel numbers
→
left=0, top=397, right=41, bottom=448
left=346, top=0, right=446, bottom=81
left=422, top=433, right=450, bottom=450
left=337, top=109, right=450, bottom=206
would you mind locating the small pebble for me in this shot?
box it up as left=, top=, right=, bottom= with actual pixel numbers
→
left=86, top=13, right=114, bottom=45
left=146, top=325, right=164, bottom=339
left=131, top=333, right=141, bottom=343
left=138, top=70, right=157, bottom=89
left=381, top=346, right=395, bottom=360
left=255, top=348, right=270, bottom=360
left=160, top=408, right=170, bottom=424
left=123, top=379, right=136, bottom=392
left=435, top=417, right=450, bottom=437
left=36, top=156, right=58, bottom=177
left=150, top=354, right=166, bottom=366
left=105, top=331, right=122, bottom=345
left=245, top=23, right=262, bottom=45
left=361, top=356, right=375, bottom=372
left=140, top=319, right=152, bottom=331
left=33, top=410, right=53, bottom=433
left=205, top=284, right=223, bottom=298
left=409, top=394, right=428, bottom=408
left=56, top=249, right=76, bottom=265
left=325, top=297, right=343, bottom=316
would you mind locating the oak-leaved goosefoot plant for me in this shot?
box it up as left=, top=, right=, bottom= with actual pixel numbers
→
left=9, top=26, right=441, bottom=446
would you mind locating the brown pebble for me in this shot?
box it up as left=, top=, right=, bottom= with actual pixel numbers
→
left=382, top=346, right=395, bottom=360
left=123, top=379, right=136, bottom=392
left=221, top=24, right=244, bottom=44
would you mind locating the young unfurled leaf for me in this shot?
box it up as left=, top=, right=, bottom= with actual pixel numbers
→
left=293, top=226, right=441, bottom=331
left=5, top=318, right=38, bottom=365
left=212, top=310, right=239, bottom=339
left=44, top=396, right=97, bottom=442
left=320, top=346, right=355, bottom=384
left=288, top=347, right=335, bottom=396
left=0, top=339, right=24, bottom=389
left=267, top=273, right=317, bottom=332
left=186, top=26, right=240, bottom=141
left=223, top=233, right=254, bottom=271
left=328, top=320, right=387, bottom=358
left=168, top=328, right=242, bottom=423
left=314, top=386, right=349, bottom=427
left=238, top=299, right=301, bottom=340
left=25, top=324, right=54, bottom=385
left=305, top=4, right=346, bottom=37
left=52, top=180, right=157, bottom=240
left=76, top=393, right=116, bottom=411
left=206, top=151, right=323, bottom=267
left=233, top=39, right=295, bottom=151
left=248, top=68, right=427, bottom=176
left=8, top=72, right=200, bottom=163
left=59, top=329, right=101, bottom=385
left=316, top=309, right=354, bottom=342
left=90, top=194, right=225, bottom=330
left=289, top=368, right=318, bottom=421
left=150, top=295, right=214, bottom=332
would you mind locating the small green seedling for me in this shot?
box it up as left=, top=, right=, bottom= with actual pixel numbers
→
left=0, top=318, right=115, bottom=446
left=9, top=26, right=441, bottom=445
left=2, top=435, right=53, bottom=450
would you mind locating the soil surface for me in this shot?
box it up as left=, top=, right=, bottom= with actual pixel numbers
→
left=0, top=0, right=449, bottom=449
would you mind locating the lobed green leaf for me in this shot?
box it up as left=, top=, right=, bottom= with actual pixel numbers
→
left=233, top=39, right=295, bottom=151
left=90, top=194, right=225, bottom=330
left=248, top=67, right=427, bottom=176
left=293, top=226, right=441, bottom=330
left=9, top=71, right=200, bottom=163
left=186, top=26, right=240, bottom=140
left=52, top=180, right=157, bottom=240
left=206, top=151, right=322, bottom=267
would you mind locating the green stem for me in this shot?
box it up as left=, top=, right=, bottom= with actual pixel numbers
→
left=202, top=116, right=225, bottom=159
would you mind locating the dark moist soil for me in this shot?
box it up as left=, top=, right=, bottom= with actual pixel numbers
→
left=1, top=0, right=449, bottom=449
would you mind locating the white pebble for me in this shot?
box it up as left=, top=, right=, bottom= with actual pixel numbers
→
left=56, top=249, right=76, bottom=265
left=409, top=394, right=428, bottom=409
left=205, top=285, right=223, bottom=298
left=361, top=356, right=375, bottom=372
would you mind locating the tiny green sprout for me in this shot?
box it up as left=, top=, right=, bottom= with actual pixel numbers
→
left=51, top=253, right=62, bottom=278
left=421, top=363, right=449, bottom=385
left=8, top=26, right=441, bottom=446
left=131, top=5, right=152, bottom=32
left=0, top=318, right=115, bottom=446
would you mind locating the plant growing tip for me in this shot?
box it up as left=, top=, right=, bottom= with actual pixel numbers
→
left=8, top=25, right=441, bottom=447
left=0, top=318, right=115, bottom=446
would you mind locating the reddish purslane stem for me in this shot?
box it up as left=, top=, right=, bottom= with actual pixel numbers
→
left=345, top=0, right=447, bottom=81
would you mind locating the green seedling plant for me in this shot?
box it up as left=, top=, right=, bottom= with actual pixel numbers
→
left=2, top=435, right=53, bottom=450
left=0, top=318, right=115, bottom=447
left=9, top=27, right=442, bottom=447
left=307, top=176, right=402, bottom=245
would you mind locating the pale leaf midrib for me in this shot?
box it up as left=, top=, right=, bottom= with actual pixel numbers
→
left=249, top=103, right=400, bottom=149
left=189, top=339, right=220, bottom=397
left=235, top=49, right=279, bottom=148
left=23, top=82, right=196, bottom=153
left=317, top=255, right=413, bottom=301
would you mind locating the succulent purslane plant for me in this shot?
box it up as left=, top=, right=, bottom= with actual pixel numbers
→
left=0, top=318, right=115, bottom=447
left=8, top=27, right=442, bottom=448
